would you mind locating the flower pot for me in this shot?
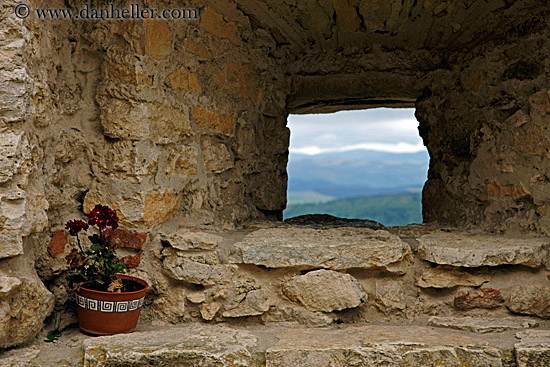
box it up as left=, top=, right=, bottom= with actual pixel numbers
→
left=76, top=274, right=148, bottom=336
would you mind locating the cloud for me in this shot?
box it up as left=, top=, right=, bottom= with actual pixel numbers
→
left=290, top=141, right=426, bottom=155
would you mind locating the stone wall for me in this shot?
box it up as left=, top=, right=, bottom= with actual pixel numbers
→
left=0, top=0, right=549, bottom=348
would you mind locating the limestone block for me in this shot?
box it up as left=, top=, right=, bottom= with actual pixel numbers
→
left=200, top=7, right=240, bottom=45
left=223, top=289, right=271, bottom=317
left=100, top=99, right=190, bottom=143
left=83, top=325, right=263, bottom=366
left=232, top=227, right=411, bottom=273
left=0, top=132, right=29, bottom=183
left=161, top=229, right=222, bottom=251
left=417, top=265, right=490, bottom=288
left=0, top=278, right=54, bottom=348
left=283, top=270, right=366, bottom=312
left=266, top=326, right=503, bottom=367
left=374, top=278, right=405, bottom=313
left=454, top=288, right=504, bottom=310
left=200, top=301, right=221, bottom=320
left=262, top=305, right=335, bottom=327
left=515, top=330, right=550, bottom=367
left=163, top=257, right=236, bottom=286
left=152, top=285, right=186, bottom=319
left=163, top=145, right=199, bottom=176
left=508, top=285, right=550, bottom=319
left=0, top=275, right=21, bottom=296
left=417, top=233, right=549, bottom=268
left=428, top=316, right=538, bottom=334
left=193, top=107, right=235, bottom=135
left=166, top=67, right=201, bottom=93
left=201, top=140, right=233, bottom=173
left=144, top=19, right=172, bottom=60
left=187, top=290, right=206, bottom=304
left=0, top=67, right=29, bottom=124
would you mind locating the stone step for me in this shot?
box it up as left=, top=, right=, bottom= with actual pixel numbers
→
left=7, top=322, right=550, bottom=367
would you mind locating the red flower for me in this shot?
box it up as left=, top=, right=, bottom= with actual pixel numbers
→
left=87, top=204, right=119, bottom=230
left=65, top=220, right=89, bottom=236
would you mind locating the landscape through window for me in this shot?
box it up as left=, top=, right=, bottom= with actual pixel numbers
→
left=284, top=108, right=429, bottom=227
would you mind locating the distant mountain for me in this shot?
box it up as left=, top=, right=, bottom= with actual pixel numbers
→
left=287, top=149, right=429, bottom=200
left=284, top=193, right=423, bottom=227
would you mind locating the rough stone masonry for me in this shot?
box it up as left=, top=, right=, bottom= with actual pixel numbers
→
left=0, top=0, right=550, bottom=353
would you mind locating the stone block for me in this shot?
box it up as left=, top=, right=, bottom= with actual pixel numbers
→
left=333, top=0, right=361, bottom=32
left=144, top=19, right=172, bottom=60
left=417, top=265, right=490, bottom=288
left=163, top=257, right=236, bottom=286
left=374, top=278, right=405, bottom=313
left=83, top=325, right=263, bottom=366
left=508, top=285, right=550, bottom=319
left=161, top=229, right=222, bottom=251
left=201, top=140, right=233, bottom=173
left=232, top=227, right=411, bottom=273
left=417, top=233, right=549, bottom=268
left=104, top=228, right=147, bottom=250
left=47, top=230, right=68, bottom=258
left=283, top=270, right=366, bottom=312
left=454, top=288, right=505, bottom=310
left=120, top=254, right=141, bottom=269
left=515, top=330, right=550, bottom=367
left=428, top=316, right=538, bottom=334
left=166, top=67, right=201, bottom=93
left=193, top=107, right=236, bottom=135
left=0, top=132, right=28, bottom=184
left=223, top=289, right=271, bottom=317
left=200, top=7, right=240, bottom=45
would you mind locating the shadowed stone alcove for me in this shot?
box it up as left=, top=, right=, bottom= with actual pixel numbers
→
left=1, top=0, right=549, bottom=351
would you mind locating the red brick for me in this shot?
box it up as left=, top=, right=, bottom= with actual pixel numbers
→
left=120, top=254, right=141, bottom=269
left=454, top=287, right=504, bottom=310
left=47, top=230, right=68, bottom=258
left=104, top=228, right=147, bottom=250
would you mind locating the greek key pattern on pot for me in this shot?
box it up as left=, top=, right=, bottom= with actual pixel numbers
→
left=76, top=295, right=144, bottom=313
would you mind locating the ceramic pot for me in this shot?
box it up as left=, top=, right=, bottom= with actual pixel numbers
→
left=76, top=274, right=148, bottom=336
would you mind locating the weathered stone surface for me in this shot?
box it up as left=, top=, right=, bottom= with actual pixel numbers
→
left=223, top=289, right=271, bottom=317
left=104, top=228, right=147, bottom=250
left=166, top=67, right=202, bottom=93
left=83, top=325, right=263, bottom=366
left=187, top=290, right=206, bottom=304
left=0, top=275, right=21, bottom=296
left=0, top=278, right=54, bottom=348
left=47, top=230, right=68, bottom=258
left=266, top=326, right=503, bottom=367
left=454, top=288, right=505, bottom=310
left=119, top=254, right=141, bottom=269
left=0, top=132, right=28, bottom=184
left=283, top=270, right=366, bottom=312
left=163, top=257, right=236, bottom=286
left=232, top=228, right=411, bottom=272
left=200, top=301, right=221, bottom=320
left=417, top=265, right=490, bottom=288
left=374, top=278, right=405, bottom=313
left=515, top=330, right=550, bottom=367
left=417, top=233, right=549, bottom=268
left=200, top=7, right=240, bottom=45
left=161, top=230, right=222, bottom=251
left=262, top=306, right=335, bottom=327
left=428, top=316, right=539, bottom=334
left=144, top=19, right=172, bottom=60
left=508, top=285, right=550, bottom=319
left=201, top=140, right=234, bottom=173
left=193, top=107, right=235, bottom=135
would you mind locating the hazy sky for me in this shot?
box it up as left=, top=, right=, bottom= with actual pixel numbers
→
left=287, top=108, right=425, bottom=155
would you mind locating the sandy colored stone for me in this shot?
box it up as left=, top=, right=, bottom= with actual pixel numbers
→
left=161, top=230, right=222, bottom=251
left=266, top=326, right=503, bottom=367
left=515, top=330, right=550, bottom=367
left=374, top=278, right=405, bottom=313
left=201, top=140, right=233, bottom=173
left=333, top=0, right=361, bottom=32
left=232, top=227, right=411, bottom=273
left=187, top=290, right=206, bottom=304
left=417, top=265, right=490, bottom=288
left=428, top=316, right=539, bottom=334
left=142, top=189, right=182, bottom=226
left=200, top=302, right=221, bottom=320
left=200, top=7, right=240, bottom=45
left=262, top=305, right=335, bottom=327
left=193, top=107, right=236, bottom=135
left=47, top=230, right=68, bottom=258
left=508, top=285, right=550, bottom=319
left=417, top=233, right=549, bottom=268
left=0, top=132, right=27, bottom=184
left=152, top=285, right=186, bottom=319
left=144, top=19, right=172, bottom=60
left=0, top=278, right=54, bottom=348
left=163, top=257, right=236, bottom=286
left=0, top=275, right=21, bottom=296
left=222, top=289, right=271, bottom=317
left=283, top=270, right=366, bottom=312
left=83, top=325, right=263, bottom=366
left=454, top=288, right=504, bottom=310
left=166, top=67, right=201, bottom=93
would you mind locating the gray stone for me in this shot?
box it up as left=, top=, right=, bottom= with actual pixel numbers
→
left=266, top=326, right=503, bottom=367
left=417, top=265, right=490, bottom=288
left=374, top=278, right=406, bottom=313
left=0, top=132, right=28, bottom=184
left=223, top=289, right=271, bottom=317
left=508, top=285, right=550, bottom=319
left=161, top=230, right=222, bottom=251
left=515, top=330, right=550, bottom=367
left=162, top=257, right=236, bottom=286
left=428, top=316, right=539, bottom=333
left=232, top=228, right=411, bottom=273
left=83, top=325, right=264, bottom=366
left=0, top=275, right=22, bottom=296
left=283, top=270, right=366, bottom=312
left=417, top=233, right=549, bottom=268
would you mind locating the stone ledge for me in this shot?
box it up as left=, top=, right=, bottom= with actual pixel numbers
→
left=416, top=232, right=549, bottom=268
left=428, top=316, right=539, bottom=334
left=230, top=227, right=411, bottom=273
left=515, top=330, right=550, bottom=367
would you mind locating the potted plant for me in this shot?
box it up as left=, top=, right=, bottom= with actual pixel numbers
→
left=65, top=204, right=148, bottom=335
